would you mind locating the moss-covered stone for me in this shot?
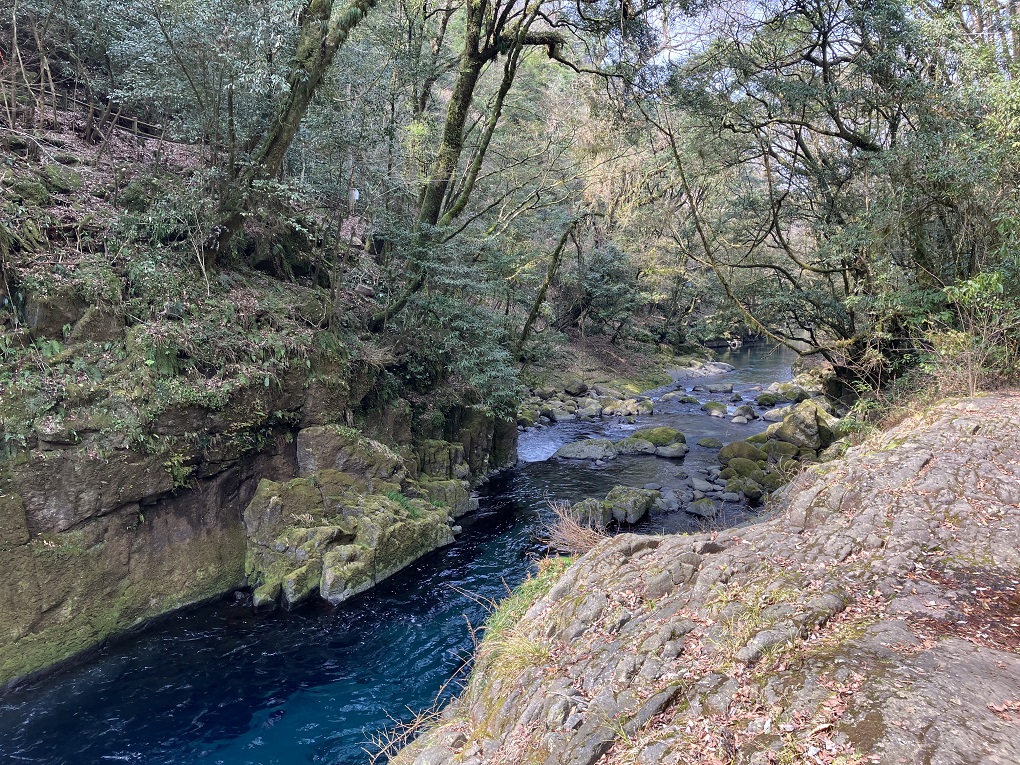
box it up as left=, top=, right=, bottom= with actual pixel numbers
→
left=701, top=401, right=728, bottom=416
left=632, top=427, right=686, bottom=446
left=718, top=441, right=767, bottom=463
left=0, top=493, right=30, bottom=548
left=763, top=440, right=799, bottom=459
left=604, top=486, right=659, bottom=524
left=613, top=437, right=657, bottom=455
left=242, top=457, right=457, bottom=609
left=727, top=457, right=765, bottom=483
left=42, top=164, right=83, bottom=193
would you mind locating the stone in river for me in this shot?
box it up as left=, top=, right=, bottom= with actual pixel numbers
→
left=555, top=439, right=618, bottom=460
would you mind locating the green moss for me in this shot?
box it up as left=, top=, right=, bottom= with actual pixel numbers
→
left=632, top=427, right=686, bottom=446
left=484, top=557, right=574, bottom=638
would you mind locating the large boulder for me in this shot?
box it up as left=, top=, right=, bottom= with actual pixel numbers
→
left=243, top=470, right=456, bottom=609
left=555, top=439, right=618, bottom=461
left=568, top=498, right=612, bottom=528
left=686, top=497, right=718, bottom=518
left=718, top=441, right=767, bottom=464
left=654, top=442, right=689, bottom=459
left=614, top=438, right=657, bottom=455
left=563, top=379, right=589, bottom=396
left=765, top=399, right=843, bottom=450
left=604, top=486, right=659, bottom=524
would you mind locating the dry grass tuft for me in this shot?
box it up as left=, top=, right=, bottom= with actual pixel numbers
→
left=544, top=499, right=609, bottom=555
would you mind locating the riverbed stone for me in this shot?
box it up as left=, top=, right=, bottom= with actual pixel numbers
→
left=605, top=486, right=659, bottom=524
left=614, top=437, right=657, bottom=455
left=718, top=441, right=767, bottom=463
left=654, top=443, right=689, bottom=459
left=697, top=437, right=723, bottom=449
left=632, top=427, right=686, bottom=446
left=685, top=497, right=717, bottom=518
left=555, top=439, right=618, bottom=461
left=701, top=401, right=728, bottom=417
left=707, top=383, right=733, bottom=393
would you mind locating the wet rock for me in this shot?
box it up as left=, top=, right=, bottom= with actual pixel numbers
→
left=654, top=443, right=689, bottom=459
left=605, top=486, right=660, bottom=524
left=568, top=498, right=611, bottom=528
left=555, top=439, right=618, bottom=461
left=632, top=427, right=686, bottom=446
left=701, top=401, right=728, bottom=417
left=660, top=391, right=699, bottom=404
left=718, top=441, right=767, bottom=463
left=686, top=497, right=718, bottom=518
left=707, top=383, right=733, bottom=393
left=614, top=437, right=657, bottom=455
left=733, top=404, right=758, bottom=420
left=731, top=415, right=748, bottom=424
left=697, top=437, right=723, bottom=449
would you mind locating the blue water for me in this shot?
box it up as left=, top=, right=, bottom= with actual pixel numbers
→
left=0, top=344, right=795, bottom=765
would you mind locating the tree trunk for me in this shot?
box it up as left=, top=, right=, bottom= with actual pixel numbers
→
left=207, top=0, right=379, bottom=265
left=516, top=222, right=574, bottom=358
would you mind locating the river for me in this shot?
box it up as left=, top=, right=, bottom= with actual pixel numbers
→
left=0, top=344, right=795, bottom=765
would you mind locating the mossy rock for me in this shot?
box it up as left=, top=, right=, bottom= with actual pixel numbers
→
left=613, top=437, right=657, bottom=455
left=632, top=427, right=686, bottom=446
left=727, top=457, right=765, bottom=482
left=746, top=433, right=768, bottom=445
left=764, top=440, right=799, bottom=459
left=0, top=493, right=30, bottom=548
left=701, top=401, right=728, bottom=415
left=605, top=486, right=659, bottom=524
left=756, top=393, right=779, bottom=407
left=726, top=477, right=764, bottom=502
left=281, top=559, right=323, bottom=607
left=42, top=164, right=83, bottom=193
left=698, top=437, right=723, bottom=449
left=13, top=178, right=52, bottom=206
left=569, top=497, right=611, bottom=528
left=555, top=439, right=617, bottom=461
left=718, top=440, right=767, bottom=463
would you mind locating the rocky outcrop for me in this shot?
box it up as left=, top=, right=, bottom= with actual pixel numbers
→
left=242, top=426, right=462, bottom=609
left=392, top=394, right=1020, bottom=765
left=0, top=385, right=513, bottom=685
left=0, top=436, right=297, bottom=687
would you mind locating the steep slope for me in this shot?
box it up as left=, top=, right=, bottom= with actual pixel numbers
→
left=394, top=393, right=1020, bottom=765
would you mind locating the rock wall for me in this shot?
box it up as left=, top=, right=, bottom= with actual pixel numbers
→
left=0, top=436, right=296, bottom=687
left=0, top=379, right=517, bottom=686
left=392, top=394, right=1020, bottom=765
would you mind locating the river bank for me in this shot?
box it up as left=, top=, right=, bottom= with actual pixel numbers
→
left=392, top=393, right=1020, bottom=765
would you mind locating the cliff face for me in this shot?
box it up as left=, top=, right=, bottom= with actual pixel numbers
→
left=394, top=394, right=1020, bottom=765
left=0, top=366, right=517, bottom=687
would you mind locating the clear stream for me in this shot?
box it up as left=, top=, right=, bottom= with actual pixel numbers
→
left=0, top=345, right=795, bottom=765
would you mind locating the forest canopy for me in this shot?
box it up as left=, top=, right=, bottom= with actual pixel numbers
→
left=3, top=0, right=1019, bottom=404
